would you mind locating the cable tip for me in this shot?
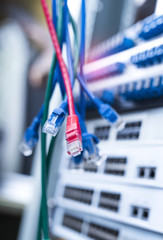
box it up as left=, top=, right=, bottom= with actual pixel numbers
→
left=19, top=140, right=33, bottom=156
left=66, top=115, right=83, bottom=156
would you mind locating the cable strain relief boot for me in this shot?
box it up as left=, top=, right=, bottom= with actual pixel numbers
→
left=66, top=115, right=83, bottom=157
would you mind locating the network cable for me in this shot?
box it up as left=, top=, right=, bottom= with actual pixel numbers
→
left=41, top=0, right=83, bottom=157
left=77, top=73, right=123, bottom=127
left=79, top=0, right=86, bottom=120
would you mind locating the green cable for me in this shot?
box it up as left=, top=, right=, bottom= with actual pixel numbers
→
left=41, top=54, right=57, bottom=240
left=39, top=0, right=63, bottom=239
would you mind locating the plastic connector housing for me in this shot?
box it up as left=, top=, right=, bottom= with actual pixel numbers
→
left=19, top=117, right=40, bottom=156
left=82, top=133, right=99, bottom=162
left=42, top=107, right=66, bottom=136
left=66, top=115, right=83, bottom=157
left=98, top=103, right=120, bottom=125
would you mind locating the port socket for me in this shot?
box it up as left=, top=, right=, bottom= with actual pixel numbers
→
left=131, top=206, right=139, bottom=217
left=104, top=157, right=127, bottom=176
left=149, top=168, right=156, bottom=179
left=138, top=167, right=145, bottom=178
left=116, top=121, right=142, bottom=140
left=131, top=205, right=150, bottom=221
left=138, top=167, right=156, bottom=179
left=64, top=186, right=94, bottom=205
left=99, top=191, right=121, bottom=212
left=142, top=208, right=149, bottom=220
left=88, top=222, right=119, bottom=240
left=94, top=126, right=110, bottom=140
left=62, top=214, right=83, bottom=232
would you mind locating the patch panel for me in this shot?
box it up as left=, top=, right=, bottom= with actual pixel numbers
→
left=63, top=145, right=163, bottom=188
left=120, top=76, right=163, bottom=101
left=51, top=9, right=163, bottom=240
left=87, top=36, right=135, bottom=62
left=85, top=107, right=163, bottom=143
left=55, top=179, right=163, bottom=233
left=130, top=44, right=163, bottom=67
left=85, top=62, right=125, bottom=82
left=52, top=207, right=163, bottom=240
left=139, top=15, right=163, bottom=40
left=83, top=34, right=163, bottom=94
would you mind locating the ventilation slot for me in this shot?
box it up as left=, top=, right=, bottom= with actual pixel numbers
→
left=88, top=222, right=119, bottom=240
left=62, top=214, right=83, bottom=233
left=64, top=186, right=93, bottom=205
left=99, top=192, right=121, bottom=212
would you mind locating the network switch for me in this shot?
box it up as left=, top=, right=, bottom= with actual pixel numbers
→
left=54, top=178, right=163, bottom=233
left=51, top=8, right=163, bottom=240
left=52, top=208, right=163, bottom=240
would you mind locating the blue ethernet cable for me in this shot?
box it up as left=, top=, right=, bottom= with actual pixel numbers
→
left=77, top=73, right=123, bottom=127
left=52, top=0, right=57, bottom=28
left=52, top=0, right=66, bottom=97
left=64, top=1, right=102, bottom=163
left=20, top=0, right=67, bottom=156
left=19, top=64, right=59, bottom=156
left=74, top=107, right=101, bottom=163
left=19, top=105, right=44, bottom=156
left=79, top=0, right=86, bottom=120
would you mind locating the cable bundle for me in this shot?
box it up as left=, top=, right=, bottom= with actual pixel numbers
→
left=19, top=1, right=123, bottom=239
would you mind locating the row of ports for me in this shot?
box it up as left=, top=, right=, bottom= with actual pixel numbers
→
left=88, top=223, right=119, bottom=240
left=94, top=121, right=142, bottom=141
left=116, top=121, right=142, bottom=140
left=64, top=186, right=93, bottom=205
left=62, top=214, right=119, bottom=240
left=64, top=186, right=121, bottom=213
left=63, top=187, right=150, bottom=222
left=83, top=157, right=127, bottom=174
left=116, top=132, right=140, bottom=140
left=69, top=157, right=157, bottom=180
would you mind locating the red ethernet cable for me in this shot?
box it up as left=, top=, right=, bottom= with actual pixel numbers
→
left=40, top=0, right=82, bottom=156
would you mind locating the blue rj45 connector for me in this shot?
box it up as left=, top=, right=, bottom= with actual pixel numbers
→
left=19, top=117, right=40, bottom=156
left=43, top=102, right=67, bottom=136
left=139, top=15, right=163, bottom=40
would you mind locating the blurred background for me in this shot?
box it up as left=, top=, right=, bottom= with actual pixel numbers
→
left=0, top=0, right=157, bottom=239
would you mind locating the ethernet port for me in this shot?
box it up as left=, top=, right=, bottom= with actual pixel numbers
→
left=138, top=167, right=145, bottom=178
left=131, top=206, right=138, bottom=217
left=149, top=168, right=156, bottom=179
left=142, top=208, right=149, bottom=220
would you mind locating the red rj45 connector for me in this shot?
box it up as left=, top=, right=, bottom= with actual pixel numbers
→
left=66, top=115, right=83, bottom=157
